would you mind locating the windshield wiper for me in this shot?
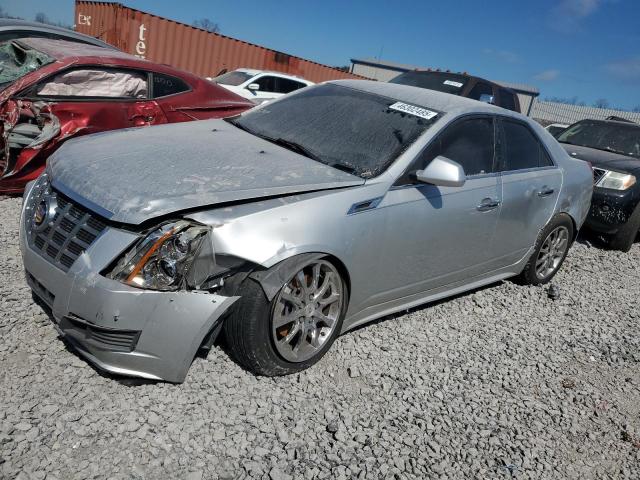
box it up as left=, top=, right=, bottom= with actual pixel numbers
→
left=224, top=120, right=321, bottom=162
left=268, top=137, right=322, bottom=162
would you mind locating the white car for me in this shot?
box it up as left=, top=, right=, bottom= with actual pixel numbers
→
left=211, top=68, right=314, bottom=104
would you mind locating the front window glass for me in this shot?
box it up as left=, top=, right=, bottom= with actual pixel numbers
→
left=227, top=84, right=440, bottom=178
left=255, top=76, right=277, bottom=92
left=0, top=40, right=54, bottom=90
left=389, top=71, right=469, bottom=95
left=436, top=118, right=495, bottom=176
left=557, top=121, right=640, bottom=158
left=213, top=70, right=252, bottom=86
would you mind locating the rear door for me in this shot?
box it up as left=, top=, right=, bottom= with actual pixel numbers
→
left=493, top=117, right=562, bottom=264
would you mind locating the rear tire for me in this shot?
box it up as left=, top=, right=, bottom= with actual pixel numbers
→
left=518, top=214, right=574, bottom=286
left=608, top=204, right=640, bottom=252
left=223, top=257, right=347, bottom=376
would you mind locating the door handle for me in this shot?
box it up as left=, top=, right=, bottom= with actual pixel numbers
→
left=476, top=198, right=501, bottom=212
left=537, top=186, right=555, bottom=197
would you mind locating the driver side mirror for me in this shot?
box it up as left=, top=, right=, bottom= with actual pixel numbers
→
left=247, top=83, right=260, bottom=91
left=479, top=93, right=495, bottom=105
left=415, top=155, right=466, bottom=187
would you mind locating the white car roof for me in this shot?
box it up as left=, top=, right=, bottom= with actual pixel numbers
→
left=234, top=68, right=312, bottom=83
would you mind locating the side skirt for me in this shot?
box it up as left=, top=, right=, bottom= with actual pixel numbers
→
left=341, top=256, right=530, bottom=334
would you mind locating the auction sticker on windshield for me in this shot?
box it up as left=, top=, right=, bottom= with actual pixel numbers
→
left=443, top=80, right=464, bottom=88
left=389, top=102, right=438, bottom=120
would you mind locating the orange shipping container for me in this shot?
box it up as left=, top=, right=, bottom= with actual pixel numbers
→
left=74, top=1, right=366, bottom=83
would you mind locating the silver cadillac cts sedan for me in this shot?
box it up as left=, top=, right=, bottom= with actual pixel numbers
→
left=20, top=81, right=593, bottom=381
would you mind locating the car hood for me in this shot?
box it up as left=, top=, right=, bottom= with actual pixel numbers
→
left=560, top=143, right=640, bottom=173
left=49, top=119, right=364, bottom=225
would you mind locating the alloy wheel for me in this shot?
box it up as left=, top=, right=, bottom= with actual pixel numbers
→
left=535, top=226, right=569, bottom=279
left=271, top=260, right=344, bottom=363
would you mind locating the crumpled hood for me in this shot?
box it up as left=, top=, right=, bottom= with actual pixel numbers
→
left=561, top=143, right=640, bottom=174
left=49, top=119, right=364, bottom=224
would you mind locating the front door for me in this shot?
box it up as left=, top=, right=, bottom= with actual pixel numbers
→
left=363, top=116, right=503, bottom=309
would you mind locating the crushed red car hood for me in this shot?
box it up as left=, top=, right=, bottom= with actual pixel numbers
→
left=49, top=119, right=364, bottom=225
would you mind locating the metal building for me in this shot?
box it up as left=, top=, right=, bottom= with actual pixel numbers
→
left=73, top=1, right=365, bottom=83
left=530, top=100, right=640, bottom=126
left=350, top=58, right=540, bottom=115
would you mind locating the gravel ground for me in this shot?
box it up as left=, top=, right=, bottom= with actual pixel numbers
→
left=1, top=193, right=639, bottom=480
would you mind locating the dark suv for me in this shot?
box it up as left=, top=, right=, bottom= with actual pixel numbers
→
left=557, top=118, right=640, bottom=251
left=389, top=70, right=521, bottom=113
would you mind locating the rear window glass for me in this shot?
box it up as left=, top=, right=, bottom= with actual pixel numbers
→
left=228, top=84, right=441, bottom=178
left=213, top=70, right=252, bottom=86
left=390, top=71, right=469, bottom=95
left=500, top=120, right=552, bottom=170
left=152, top=73, right=189, bottom=97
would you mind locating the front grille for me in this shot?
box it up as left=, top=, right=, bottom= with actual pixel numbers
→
left=25, top=174, right=107, bottom=272
left=593, top=167, right=606, bottom=185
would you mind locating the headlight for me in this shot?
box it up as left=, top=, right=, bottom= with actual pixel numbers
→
left=596, top=170, right=636, bottom=190
left=108, top=220, right=210, bottom=291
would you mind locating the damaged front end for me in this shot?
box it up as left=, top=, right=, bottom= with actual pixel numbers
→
left=20, top=176, right=257, bottom=382
left=0, top=99, right=61, bottom=193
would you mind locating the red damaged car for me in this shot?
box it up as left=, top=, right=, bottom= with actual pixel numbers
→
left=0, top=37, right=254, bottom=193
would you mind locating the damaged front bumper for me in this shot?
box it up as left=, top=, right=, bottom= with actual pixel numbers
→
left=584, top=186, right=640, bottom=234
left=20, top=195, right=239, bottom=383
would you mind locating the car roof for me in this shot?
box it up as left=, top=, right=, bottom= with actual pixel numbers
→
left=18, top=37, right=135, bottom=61
left=0, top=19, right=114, bottom=49
left=234, top=68, right=310, bottom=81
left=328, top=79, right=506, bottom=114
left=399, top=70, right=518, bottom=93
left=575, top=118, right=640, bottom=128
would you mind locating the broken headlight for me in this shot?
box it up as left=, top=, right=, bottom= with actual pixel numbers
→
left=108, top=221, right=210, bottom=291
left=596, top=170, right=636, bottom=190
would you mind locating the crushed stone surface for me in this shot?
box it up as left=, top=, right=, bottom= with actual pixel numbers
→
left=1, top=194, right=639, bottom=479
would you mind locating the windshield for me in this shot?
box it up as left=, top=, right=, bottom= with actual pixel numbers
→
left=557, top=120, right=640, bottom=158
left=0, top=40, right=54, bottom=90
left=389, top=71, right=469, bottom=95
left=213, top=70, right=253, bottom=86
left=227, top=84, right=440, bottom=178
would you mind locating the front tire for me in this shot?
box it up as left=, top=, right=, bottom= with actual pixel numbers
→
left=518, top=214, right=574, bottom=286
left=223, top=258, right=347, bottom=376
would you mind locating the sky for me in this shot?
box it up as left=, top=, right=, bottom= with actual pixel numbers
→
left=4, top=0, right=640, bottom=110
